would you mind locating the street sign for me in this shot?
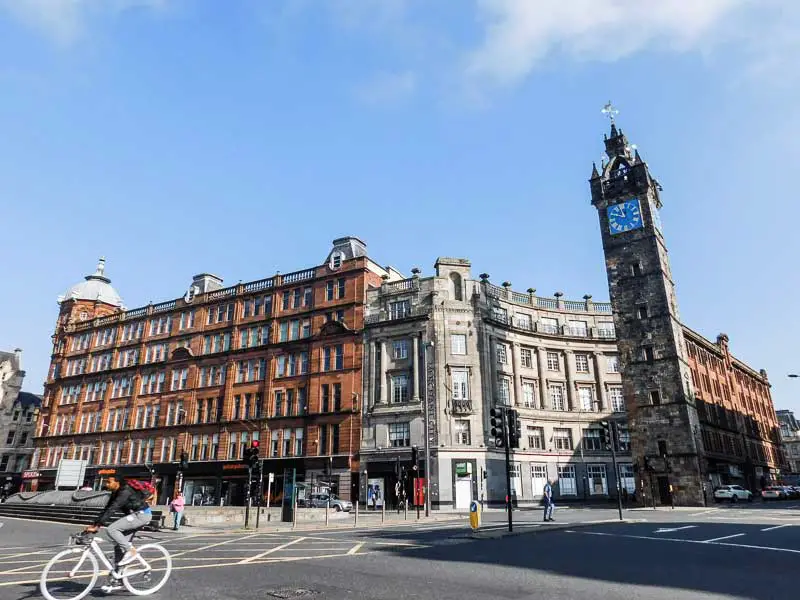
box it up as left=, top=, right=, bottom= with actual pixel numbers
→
left=55, top=459, right=87, bottom=489
left=269, top=472, right=274, bottom=483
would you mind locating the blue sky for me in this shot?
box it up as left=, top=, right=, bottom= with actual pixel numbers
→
left=2, top=0, right=799, bottom=412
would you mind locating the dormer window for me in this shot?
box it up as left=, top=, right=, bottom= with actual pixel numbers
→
left=330, top=252, right=343, bottom=270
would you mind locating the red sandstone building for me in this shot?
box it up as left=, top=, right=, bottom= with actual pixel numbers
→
left=684, top=329, right=785, bottom=490
left=31, top=237, right=396, bottom=504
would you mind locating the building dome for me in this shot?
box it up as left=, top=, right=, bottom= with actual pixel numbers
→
left=58, top=257, right=124, bottom=307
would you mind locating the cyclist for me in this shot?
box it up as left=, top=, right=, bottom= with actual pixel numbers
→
left=83, top=476, right=155, bottom=593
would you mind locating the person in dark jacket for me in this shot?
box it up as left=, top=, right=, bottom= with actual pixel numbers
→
left=83, top=476, right=153, bottom=593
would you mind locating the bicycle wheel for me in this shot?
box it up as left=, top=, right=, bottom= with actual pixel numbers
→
left=121, top=543, right=172, bottom=596
left=39, top=548, right=99, bottom=600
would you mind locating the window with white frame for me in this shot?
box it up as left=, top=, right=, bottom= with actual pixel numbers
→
left=510, top=462, right=523, bottom=497
left=149, top=315, right=172, bottom=336
left=609, top=386, right=625, bottom=412
left=455, top=420, right=471, bottom=445
left=95, top=327, right=116, bottom=347
left=527, top=426, right=544, bottom=449
left=170, top=368, right=189, bottom=391
left=451, top=334, right=467, bottom=355
left=521, top=347, right=533, bottom=368
left=582, top=428, right=602, bottom=451
left=597, top=321, right=616, bottom=338
left=144, top=344, right=167, bottom=364
left=496, top=343, right=508, bottom=364
left=549, top=384, right=566, bottom=411
left=588, top=464, right=608, bottom=495
left=121, top=322, right=144, bottom=342
left=522, top=381, right=536, bottom=408
left=531, top=464, right=549, bottom=496
left=392, top=339, right=408, bottom=360
left=391, top=374, right=410, bottom=403
left=451, top=369, right=469, bottom=401
left=540, top=317, right=558, bottom=334
left=607, top=355, right=620, bottom=373
left=389, top=300, right=410, bottom=320
left=557, top=465, right=577, bottom=496
left=498, top=377, right=511, bottom=406
left=578, top=386, right=594, bottom=411
left=546, top=351, right=560, bottom=371
left=491, top=306, right=508, bottom=322
left=575, top=353, right=590, bottom=373
left=389, top=422, right=410, bottom=447
left=568, top=320, right=588, bottom=337
left=553, top=428, right=573, bottom=450
left=618, top=464, right=636, bottom=494
left=117, top=349, right=139, bottom=368
left=515, top=313, right=532, bottom=329
left=294, top=428, right=304, bottom=456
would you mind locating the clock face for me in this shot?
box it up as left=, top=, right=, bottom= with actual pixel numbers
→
left=607, top=198, right=643, bottom=235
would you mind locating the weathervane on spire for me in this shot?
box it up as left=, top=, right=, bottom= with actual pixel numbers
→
left=601, top=101, right=619, bottom=123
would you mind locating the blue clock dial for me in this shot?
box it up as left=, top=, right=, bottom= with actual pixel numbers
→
left=607, top=198, right=643, bottom=235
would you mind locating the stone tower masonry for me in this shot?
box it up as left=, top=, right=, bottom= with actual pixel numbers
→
left=589, top=120, right=706, bottom=506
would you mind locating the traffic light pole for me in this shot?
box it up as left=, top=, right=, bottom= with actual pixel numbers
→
left=504, top=413, right=513, bottom=533
left=610, top=423, right=623, bottom=522
left=255, top=461, right=264, bottom=529
left=244, top=466, right=252, bottom=529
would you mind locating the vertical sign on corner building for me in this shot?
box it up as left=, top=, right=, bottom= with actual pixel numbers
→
left=426, top=342, right=439, bottom=505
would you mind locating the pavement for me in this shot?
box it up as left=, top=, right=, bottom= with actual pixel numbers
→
left=2, top=501, right=800, bottom=599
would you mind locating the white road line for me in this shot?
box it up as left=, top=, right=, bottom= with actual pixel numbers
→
left=171, top=533, right=260, bottom=558
left=654, top=526, right=697, bottom=534
left=688, top=509, right=718, bottom=517
left=702, top=533, right=746, bottom=543
left=578, top=530, right=800, bottom=555
left=239, top=536, right=306, bottom=564
left=347, top=542, right=364, bottom=555
left=761, top=524, right=793, bottom=532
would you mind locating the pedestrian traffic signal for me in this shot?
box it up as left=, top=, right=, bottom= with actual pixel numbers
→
left=490, top=407, right=506, bottom=447
left=179, top=451, right=189, bottom=471
left=600, top=421, right=612, bottom=450
left=411, top=445, right=419, bottom=470
left=507, top=409, right=522, bottom=449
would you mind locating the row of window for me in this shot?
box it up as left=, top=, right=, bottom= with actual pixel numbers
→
left=68, top=281, right=352, bottom=353
left=56, top=345, right=347, bottom=404
left=494, top=377, right=625, bottom=412
left=496, top=343, right=620, bottom=374
left=490, top=307, right=616, bottom=338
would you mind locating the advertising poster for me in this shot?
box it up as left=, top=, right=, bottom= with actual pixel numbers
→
left=367, top=477, right=384, bottom=509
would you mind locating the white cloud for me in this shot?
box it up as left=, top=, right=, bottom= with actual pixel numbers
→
left=355, top=70, right=417, bottom=105
left=465, top=0, right=753, bottom=87
left=0, top=0, right=167, bottom=45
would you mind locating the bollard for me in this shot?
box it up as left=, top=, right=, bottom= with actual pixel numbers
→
left=354, top=499, right=359, bottom=528
left=326, top=499, right=330, bottom=527
left=381, top=498, right=385, bottom=524
left=404, top=499, right=407, bottom=521
left=292, top=494, right=298, bottom=529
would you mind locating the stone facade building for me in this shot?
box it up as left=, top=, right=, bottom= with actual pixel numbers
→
left=32, top=238, right=399, bottom=504
left=362, top=259, right=632, bottom=510
left=589, top=119, right=782, bottom=505
left=1, top=349, right=41, bottom=492
left=777, top=410, right=800, bottom=477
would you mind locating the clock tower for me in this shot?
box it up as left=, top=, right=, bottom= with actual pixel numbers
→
left=590, top=112, right=706, bottom=506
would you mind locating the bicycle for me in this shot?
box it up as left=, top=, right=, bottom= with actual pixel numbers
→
left=39, top=530, right=172, bottom=600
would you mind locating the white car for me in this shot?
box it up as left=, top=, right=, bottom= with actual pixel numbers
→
left=713, top=485, right=753, bottom=503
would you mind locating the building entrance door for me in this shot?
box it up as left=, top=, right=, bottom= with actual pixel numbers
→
left=455, top=477, right=472, bottom=510
left=657, top=476, right=671, bottom=505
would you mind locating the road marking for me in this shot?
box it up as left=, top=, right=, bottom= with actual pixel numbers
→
left=689, top=509, right=718, bottom=517
left=577, top=530, right=800, bottom=555
left=761, top=524, right=793, bottom=532
left=171, top=533, right=260, bottom=558
left=654, top=526, right=697, bottom=533
left=347, top=542, right=364, bottom=555
left=239, top=536, right=306, bottom=563
left=702, top=533, right=746, bottom=543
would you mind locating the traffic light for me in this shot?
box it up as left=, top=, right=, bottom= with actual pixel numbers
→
left=490, top=407, right=506, bottom=447
left=245, top=442, right=260, bottom=469
left=507, top=409, right=522, bottom=449
left=411, top=445, right=419, bottom=470
left=600, top=421, right=612, bottom=450
left=179, top=451, right=189, bottom=471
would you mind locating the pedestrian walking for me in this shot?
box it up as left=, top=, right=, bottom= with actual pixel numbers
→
left=543, top=479, right=555, bottom=522
left=169, top=491, right=186, bottom=531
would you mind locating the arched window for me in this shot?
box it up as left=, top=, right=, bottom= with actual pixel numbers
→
left=449, top=272, right=463, bottom=301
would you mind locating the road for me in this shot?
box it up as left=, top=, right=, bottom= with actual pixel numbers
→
left=2, top=503, right=800, bottom=599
